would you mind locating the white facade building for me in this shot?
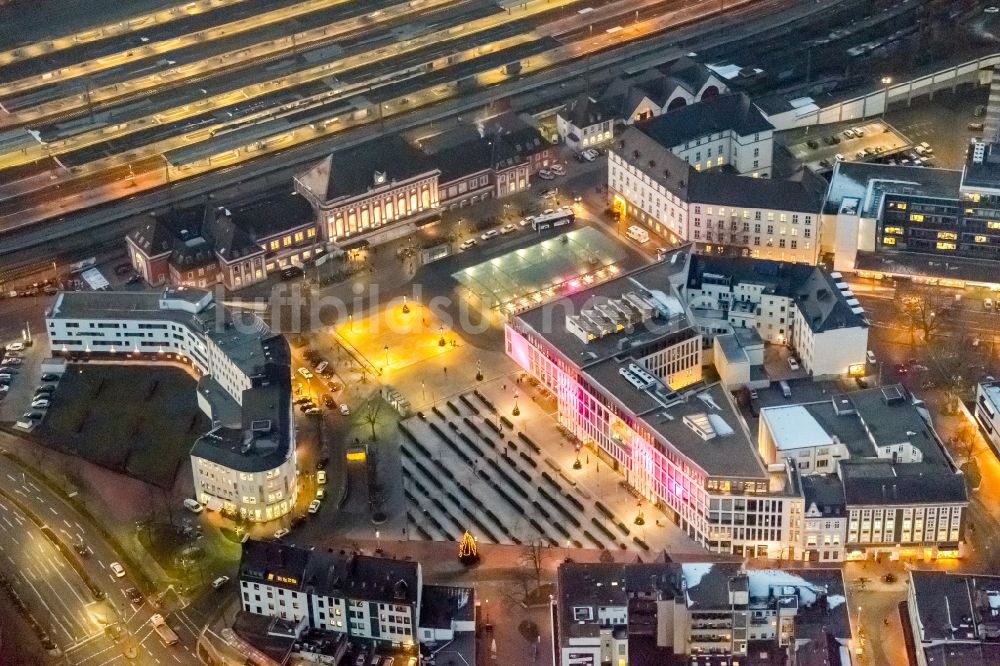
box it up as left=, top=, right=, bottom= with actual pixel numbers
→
left=975, top=379, right=1000, bottom=459
left=609, top=118, right=827, bottom=264
left=507, top=256, right=807, bottom=559
left=682, top=253, right=869, bottom=379
left=46, top=288, right=297, bottom=522
left=758, top=387, right=969, bottom=562
left=238, top=540, right=474, bottom=652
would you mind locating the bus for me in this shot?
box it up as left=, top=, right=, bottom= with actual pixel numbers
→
left=531, top=207, right=575, bottom=231
left=626, top=225, right=649, bottom=244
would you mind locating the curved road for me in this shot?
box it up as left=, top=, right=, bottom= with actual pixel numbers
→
left=0, top=435, right=201, bottom=664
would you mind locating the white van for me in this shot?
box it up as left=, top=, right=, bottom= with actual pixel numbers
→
left=626, top=225, right=649, bottom=244
left=985, top=298, right=994, bottom=311
left=779, top=380, right=791, bottom=398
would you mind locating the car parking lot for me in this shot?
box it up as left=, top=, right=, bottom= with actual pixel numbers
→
left=0, top=339, right=47, bottom=426
left=781, top=119, right=910, bottom=172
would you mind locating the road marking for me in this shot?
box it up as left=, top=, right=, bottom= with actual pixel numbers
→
left=49, top=506, right=58, bottom=515
left=63, top=519, right=72, bottom=528
left=63, top=629, right=106, bottom=653
left=19, top=571, right=74, bottom=641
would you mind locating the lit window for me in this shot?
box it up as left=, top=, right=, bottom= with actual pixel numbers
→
left=975, top=235, right=988, bottom=243
left=988, top=221, right=1000, bottom=230
left=936, top=241, right=956, bottom=250
left=895, top=202, right=907, bottom=210
left=936, top=231, right=957, bottom=240
left=884, top=226, right=904, bottom=234
left=909, top=214, right=924, bottom=222
left=883, top=237, right=896, bottom=245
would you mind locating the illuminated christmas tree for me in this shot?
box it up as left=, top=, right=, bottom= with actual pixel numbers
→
left=458, top=530, right=479, bottom=565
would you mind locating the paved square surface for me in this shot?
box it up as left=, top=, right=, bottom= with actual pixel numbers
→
left=399, top=377, right=702, bottom=556
left=333, top=300, right=458, bottom=377
left=453, top=226, right=627, bottom=312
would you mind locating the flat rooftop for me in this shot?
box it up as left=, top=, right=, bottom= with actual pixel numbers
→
left=514, top=253, right=768, bottom=479
left=823, top=161, right=962, bottom=216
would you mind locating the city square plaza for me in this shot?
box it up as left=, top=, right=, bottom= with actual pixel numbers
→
left=334, top=299, right=457, bottom=375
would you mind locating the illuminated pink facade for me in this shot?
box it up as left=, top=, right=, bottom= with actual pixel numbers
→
left=506, top=307, right=803, bottom=558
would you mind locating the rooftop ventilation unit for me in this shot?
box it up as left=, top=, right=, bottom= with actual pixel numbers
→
left=619, top=366, right=651, bottom=390
left=628, top=363, right=657, bottom=386
left=973, top=141, right=986, bottom=165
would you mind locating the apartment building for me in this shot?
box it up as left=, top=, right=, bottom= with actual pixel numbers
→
left=507, top=255, right=808, bottom=559
left=758, top=386, right=968, bottom=561
left=609, top=125, right=826, bottom=264
left=46, top=288, right=297, bottom=522
left=238, top=540, right=473, bottom=651
left=683, top=252, right=869, bottom=378
left=553, top=561, right=851, bottom=666
left=907, top=570, right=1000, bottom=666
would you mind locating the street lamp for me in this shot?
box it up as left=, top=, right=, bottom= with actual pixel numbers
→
left=402, top=295, right=410, bottom=314
left=881, top=76, right=892, bottom=119
left=476, top=359, right=483, bottom=382
left=512, top=390, right=520, bottom=417
left=384, top=345, right=390, bottom=370
left=438, top=325, right=446, bottom=347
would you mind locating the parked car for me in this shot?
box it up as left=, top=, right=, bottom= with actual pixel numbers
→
left=806, top=139, right=819, bottom=149
left=110, top=562, right=126, bottom=578
left=297, top=367, right=313, bottom=379
left=853, top=127, right=865, bottom=137
left=317, top=456, right=329, bottom=469
left=551, top=164, right=566, bottom=176
left=39, top=374, right=59, bottom=382
left=317, top=471, right=327, bottom=484
left=30, top=399, right=50, bottom=409
left=308, top=500, right=322, bottom=514
left=280, top=266, right=304, bottom=280
left=340, top=404, right=350, bottom=416
left=5, top=343, right=24, bottom=352
left=212, top=576, right=230, bottom=590
left=480, top=229, right=499, bottom=241
left=2, top=358, right=22, bottom=365
left=305, top=407, right=321, bottom=415
left=125, top=587, right=143, bottom=605
left=787, top=357, right=800, bottom=371
left=500, top=223, right=517, bottom=235
left=581, top=149, right=599, bottom=161
left=537, top=169, right=555, bottom=180
left=843, top=129, right=856, bottom=138
left=316, top=488, right=326, bottom=500
left=322, top=394, right=335, bottom=408
left=183, top=498, right=204, bottom=514
left=315, top=361, right=329, bottom=374
left=273, top=528, right=289, bottom=540
left=866, top=350, right=876, bottom=365
left=460, top=239, right=477, bottom=250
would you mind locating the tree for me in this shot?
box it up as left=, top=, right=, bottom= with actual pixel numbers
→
left=951, top=423, right=979, bottom=464
left=362, top=397, right=382, bottom=442
left=897, top=288, right=948, bottom=343
left=520, top=539, right=547, bottom=592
